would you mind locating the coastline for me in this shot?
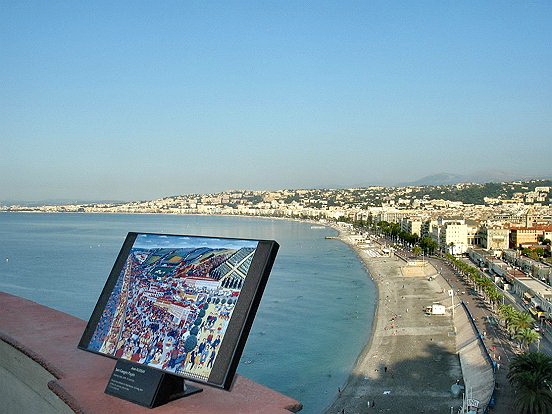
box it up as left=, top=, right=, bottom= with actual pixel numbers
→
left=325, top=226, right=383, bottom=409
left=326, top=225, right=462, bottom=413
left=327, top=226, right=381, bottom=410
left=0, top=212, right=368, bottom=413
left=2, top=211, right=461, bottom=411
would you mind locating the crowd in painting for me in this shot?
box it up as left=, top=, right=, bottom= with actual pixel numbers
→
left=88, top=238, right=257, bottom=380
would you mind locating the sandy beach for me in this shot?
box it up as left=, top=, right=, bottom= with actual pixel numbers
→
left=326, top=228, right=462, bottom=414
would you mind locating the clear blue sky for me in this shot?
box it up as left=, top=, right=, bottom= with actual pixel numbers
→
left=1, top=1, right=551, bottom=201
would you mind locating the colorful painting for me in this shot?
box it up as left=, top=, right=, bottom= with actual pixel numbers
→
left=88, top=234, right=258, bottom=381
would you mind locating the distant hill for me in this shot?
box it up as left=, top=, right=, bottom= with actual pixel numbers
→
left=399, top=171, right=552, bottom=187
left=399, top=173, right=466, bottom=186
left=406, top=179, right=552, bottom=205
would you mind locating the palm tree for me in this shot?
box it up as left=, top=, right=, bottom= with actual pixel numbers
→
left=498, top=303, right=516, bottom=324
left=514, top=328, right=541, bottom=351
left=486, top=289, right=503, bottom=311
left=498, top=305, right=528, bottom=338
left=508, top=352, right=552, bottom=414
left=512, top=312, right=535, bottom=332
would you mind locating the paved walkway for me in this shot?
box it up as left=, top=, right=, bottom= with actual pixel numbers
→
left=458, top=256, right=552, bottom=356
left=430, top=257, right=516, bottom=414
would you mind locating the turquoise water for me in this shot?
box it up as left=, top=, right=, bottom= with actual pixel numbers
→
left=0, top=213, right=376, bottom=413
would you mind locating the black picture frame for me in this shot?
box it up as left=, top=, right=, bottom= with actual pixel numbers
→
left=78, top=232, right=279, bottom=390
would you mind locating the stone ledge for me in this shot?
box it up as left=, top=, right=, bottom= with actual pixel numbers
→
left=0, top=292, right=302, bottom=413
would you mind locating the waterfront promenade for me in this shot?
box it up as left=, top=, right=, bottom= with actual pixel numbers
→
left=327, top=230, right=462, bottom=413
left=435, top=257, right=517, bottom=413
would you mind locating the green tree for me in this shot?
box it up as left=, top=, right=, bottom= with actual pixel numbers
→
left=184, top=335, right=198, bottom=352
left=514, top=328, right=541, bottom=351
left=412, top=246, right=422, bottom=256
left=498, top=304, right=517, bottom=331
left=485, top=286, right=503, bottom=311
left=508, top=352, right=552, bottom=414
left=513, top=312, right=535, bottom=331
left=420, top=237, right=438, bottom=255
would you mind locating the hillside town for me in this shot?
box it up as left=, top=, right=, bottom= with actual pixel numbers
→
left=5, top=179, right=552, bottom=313
left=3, top=181, right=552, bottom=255
left=3, top=182, right=552, bottom=256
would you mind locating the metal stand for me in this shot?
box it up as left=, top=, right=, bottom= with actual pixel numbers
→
left=155, top=373, right=203, bottom=406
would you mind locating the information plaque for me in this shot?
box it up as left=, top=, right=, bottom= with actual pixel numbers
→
left=79, top=232, right=279, bottom=407
left=105, top=359, right=202, bottom=408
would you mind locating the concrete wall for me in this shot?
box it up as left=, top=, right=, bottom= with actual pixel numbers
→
left=454, top=305, right=495, bottom=411
left=0, top=339, right=73, bottom=414
left=0, top=292, right=302, bottom=414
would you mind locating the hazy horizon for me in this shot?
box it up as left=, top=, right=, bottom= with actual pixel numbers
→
left=2, top=2, right=551, bottom=201
left=3, top=172, right=552, bottom=205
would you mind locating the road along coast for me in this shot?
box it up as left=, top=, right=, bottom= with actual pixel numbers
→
left=326, top=227, right=463, bottom=414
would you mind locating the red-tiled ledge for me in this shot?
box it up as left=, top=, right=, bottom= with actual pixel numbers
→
left=0, top=292, right=302, bottom=413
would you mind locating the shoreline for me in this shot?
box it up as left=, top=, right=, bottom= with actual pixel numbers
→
left=325, top=226, right=382, bottom=409
left=327, top=226, right=381, bottom=410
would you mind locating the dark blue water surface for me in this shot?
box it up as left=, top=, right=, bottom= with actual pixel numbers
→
left=0, top=213, right=375, bottom=413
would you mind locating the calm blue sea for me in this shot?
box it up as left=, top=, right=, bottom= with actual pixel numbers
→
left=0, top=213, right=376, bottom=413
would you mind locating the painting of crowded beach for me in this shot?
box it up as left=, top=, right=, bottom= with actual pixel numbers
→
left=87, top=234, right=259, bottom=382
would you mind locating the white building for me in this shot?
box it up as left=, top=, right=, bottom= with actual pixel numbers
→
left=434, top=217, right=468, bottom=255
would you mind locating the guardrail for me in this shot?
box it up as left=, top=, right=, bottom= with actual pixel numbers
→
left=460, top=301, right=497, bottom=412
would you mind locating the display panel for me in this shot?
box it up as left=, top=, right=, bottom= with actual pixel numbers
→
left=79, top=232, right=278, bottom=389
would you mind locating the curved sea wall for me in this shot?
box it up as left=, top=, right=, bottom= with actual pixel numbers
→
left=454, top=302, right=495, bottom=411
left=0, top=292, right=302, bottom=413
left=0, top=337, right=73, bottom=414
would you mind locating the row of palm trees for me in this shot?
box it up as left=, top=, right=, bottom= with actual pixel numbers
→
left=498, top=304, right=541, bottom=351
left=444, top=253, right=541, bottom=350
left=444, top=253, right=504, bottom=310
left=442, top=253, right=552, bottom=412
left=371, top=220, right=440, bottom=254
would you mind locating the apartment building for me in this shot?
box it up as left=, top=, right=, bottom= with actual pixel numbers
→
left=480, top=226, right=510, bottom=250
left=431, top=217, right=468, bottom=255
left=371, top=208, right=417, bottom=224
left=509, top=226, right=552, bottom=248
left=400, top=217, right=423, bottom=237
